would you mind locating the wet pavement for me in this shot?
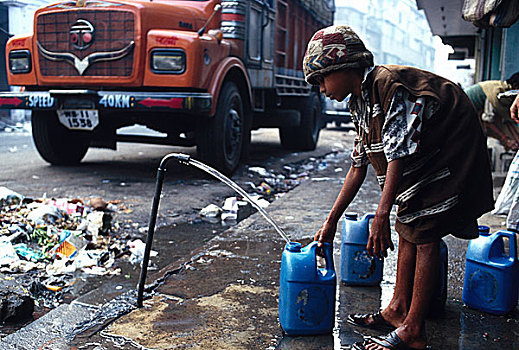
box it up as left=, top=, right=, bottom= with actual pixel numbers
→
left=1, top=147, right=519, bottom=349
left=0, top=125, right=358, bottom=340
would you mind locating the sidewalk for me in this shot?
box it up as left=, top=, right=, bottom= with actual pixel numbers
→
left=1, top=168, right=518, bottom=349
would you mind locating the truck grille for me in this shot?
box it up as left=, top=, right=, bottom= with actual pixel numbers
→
left=36, top=10, right=135, bottom=77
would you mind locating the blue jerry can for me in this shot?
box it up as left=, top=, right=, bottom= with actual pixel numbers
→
left=279, top=241, right=336, bottom=335
left=462, top=227, right=519, bottom=315
left=340, top=213, right=383, bottom=286
left=429, top=239, right=448, bottom=316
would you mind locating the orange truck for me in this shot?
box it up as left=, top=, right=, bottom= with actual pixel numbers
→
left=0, top=0, right=334, bottom=174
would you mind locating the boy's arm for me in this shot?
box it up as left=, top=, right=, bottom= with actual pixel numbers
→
left=367, top=158, right=403, bottom=258
left=314, top=164, right=367, bottom=247
left=511, top=94, right=519, bottom=123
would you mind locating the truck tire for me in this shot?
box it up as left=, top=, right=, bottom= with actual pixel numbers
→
left=31, top=110, right=90, bottom=165
left=197, top=81, right=245, bottom=175
left=279, top=92, right=322, bottom=151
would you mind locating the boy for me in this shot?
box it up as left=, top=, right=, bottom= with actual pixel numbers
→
left=304, top=25, right=494, bottom=350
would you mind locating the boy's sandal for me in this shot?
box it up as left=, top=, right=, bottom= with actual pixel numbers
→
left=346, top=311, right=396, bottom=332
left=361, top=330, right=432, bottom=350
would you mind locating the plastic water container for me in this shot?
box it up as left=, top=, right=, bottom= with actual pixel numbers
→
left=279, top=241, right=336, bottom=335
left=429, top=239, right=448, bottom=316
left=462, top=226, right=519, bottom=315
left=340, top=213, right=383, bottom=286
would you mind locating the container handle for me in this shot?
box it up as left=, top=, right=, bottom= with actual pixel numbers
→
left=320, top=242, right=335, bottom=274
left=495, top=230, right=517, bottom=261
left=305, top=241, right=335, bottom=278
left=361, top=213, right=375, bottom=229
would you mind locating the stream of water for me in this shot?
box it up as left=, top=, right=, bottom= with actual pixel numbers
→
left=186, top=157, right=291, bottom=244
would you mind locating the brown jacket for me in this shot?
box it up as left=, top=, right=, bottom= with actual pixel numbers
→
left=356, top=65, right=494, bottom=243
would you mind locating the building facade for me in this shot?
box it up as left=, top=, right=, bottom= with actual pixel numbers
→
left=335, top=0, right=435, bottom=71
left=0, top=0, right=51, bottom=88
left=0, top=1, right=51, bottom=125
left=416, top=0, right=519, bottom=172
left=416, top=0, right=519, bottom=84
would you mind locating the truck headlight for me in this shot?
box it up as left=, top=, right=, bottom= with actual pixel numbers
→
left=151, top=49, right=186, bottom=74
left=9, top=50, right=32, bottom=74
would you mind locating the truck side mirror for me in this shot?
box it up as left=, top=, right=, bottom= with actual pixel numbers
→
left=208, top=29, right=223, bottom=44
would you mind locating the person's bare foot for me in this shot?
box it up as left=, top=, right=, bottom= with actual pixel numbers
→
left=380, top=306, right=406, bottom=328
left=364, top=325, right=428, bottom=350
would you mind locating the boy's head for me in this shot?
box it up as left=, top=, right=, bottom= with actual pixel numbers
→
left=303, top=25, right=373, bottom=85
left=507, top=72, right=519, bottom=90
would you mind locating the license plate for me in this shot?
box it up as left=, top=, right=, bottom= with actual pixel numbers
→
left=57, top=110, right=99, bottom=131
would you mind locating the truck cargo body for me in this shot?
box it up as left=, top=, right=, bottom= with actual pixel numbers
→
left=1, top=0, right=334, bottom=174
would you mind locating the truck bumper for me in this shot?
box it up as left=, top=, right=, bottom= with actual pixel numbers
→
left=0, top=90, right=212, bottom=114
left=324, top=110, right=351, bottom=124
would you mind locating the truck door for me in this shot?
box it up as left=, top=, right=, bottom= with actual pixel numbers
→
left=247, top=0, right=274, bottom=74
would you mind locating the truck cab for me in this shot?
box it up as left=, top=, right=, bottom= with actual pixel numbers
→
left=1, top=0, right=334, bottom=174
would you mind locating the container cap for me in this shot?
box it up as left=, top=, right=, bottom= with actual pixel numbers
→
left=478, top=225, right=490, bottom=236
left=345, top=212, right=358, bottom=220
left=285, top=242, right=302, bottom=252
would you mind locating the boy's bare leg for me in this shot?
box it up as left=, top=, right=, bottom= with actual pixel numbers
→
left=379, top=236, right=415, bottom=327
left=367, top=240, right=439, bottom=350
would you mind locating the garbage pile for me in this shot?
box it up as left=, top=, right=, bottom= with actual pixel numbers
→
left=0, top=187, right=149, bottom=313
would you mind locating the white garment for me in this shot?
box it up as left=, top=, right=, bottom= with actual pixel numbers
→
left=493, top=150, right=519, bottom=229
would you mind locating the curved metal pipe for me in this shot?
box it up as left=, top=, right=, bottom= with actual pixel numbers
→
left=137, top=153, right=191, bottom=307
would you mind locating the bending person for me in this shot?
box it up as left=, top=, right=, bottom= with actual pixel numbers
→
left=303, top=25, right=494, bottom=350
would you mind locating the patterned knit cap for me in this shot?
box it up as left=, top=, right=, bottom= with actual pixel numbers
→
left=303, top=25, right=374, bottom=85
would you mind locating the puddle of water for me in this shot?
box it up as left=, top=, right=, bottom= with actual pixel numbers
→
left=68, top=221, right=227, bottom=300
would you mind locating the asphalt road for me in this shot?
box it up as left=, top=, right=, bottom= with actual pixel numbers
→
left=2, top=124, right=518, bottom=350
left=0, top=123, right=356, bottom=334
left=0, top=124, right=355, bottom=226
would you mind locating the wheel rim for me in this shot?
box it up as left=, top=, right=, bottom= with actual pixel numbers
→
left=224, top=99, right=242, bottom=162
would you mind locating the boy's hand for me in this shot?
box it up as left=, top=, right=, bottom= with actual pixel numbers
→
left=314, top=220, right=337, bottom=247
left=367, top=213, right=394, bottom=258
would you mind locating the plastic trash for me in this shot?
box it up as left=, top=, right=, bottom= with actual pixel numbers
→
left=13, top=243, right=47, bottom=262
left=74, top=250, right=103, bottom=268
left=85, top=211, right=112, bottom=235
left=51, top=230, right=87, bottom=259
left=0, top=239, right=20, bottom=265
left=0, top=186, right=23, bottom=207
left=221, top=197, right=239, bottom=222
left=0, top=260, right=38, bottom=273
left=200, top=204, right=222, bottom=224
left=46, top=256, right=77, bottom=275
left=221, top=197, right=251, bottom=223
left=3, top=224, right=29, bottom=243
left=248, top=166, right=270, bottom=177
left=128, top=239, right=157, bottom=265
left=27, top=204, right=67, bottom=225
left=81, top=266, right=109, bottom=275
left=257, top=182, right=273, bottom=195
left=247, top=194, right=270, bottom=209
left=46, top=198, right=84, bottom=216
left=200, top=204, right=222, bottom=219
